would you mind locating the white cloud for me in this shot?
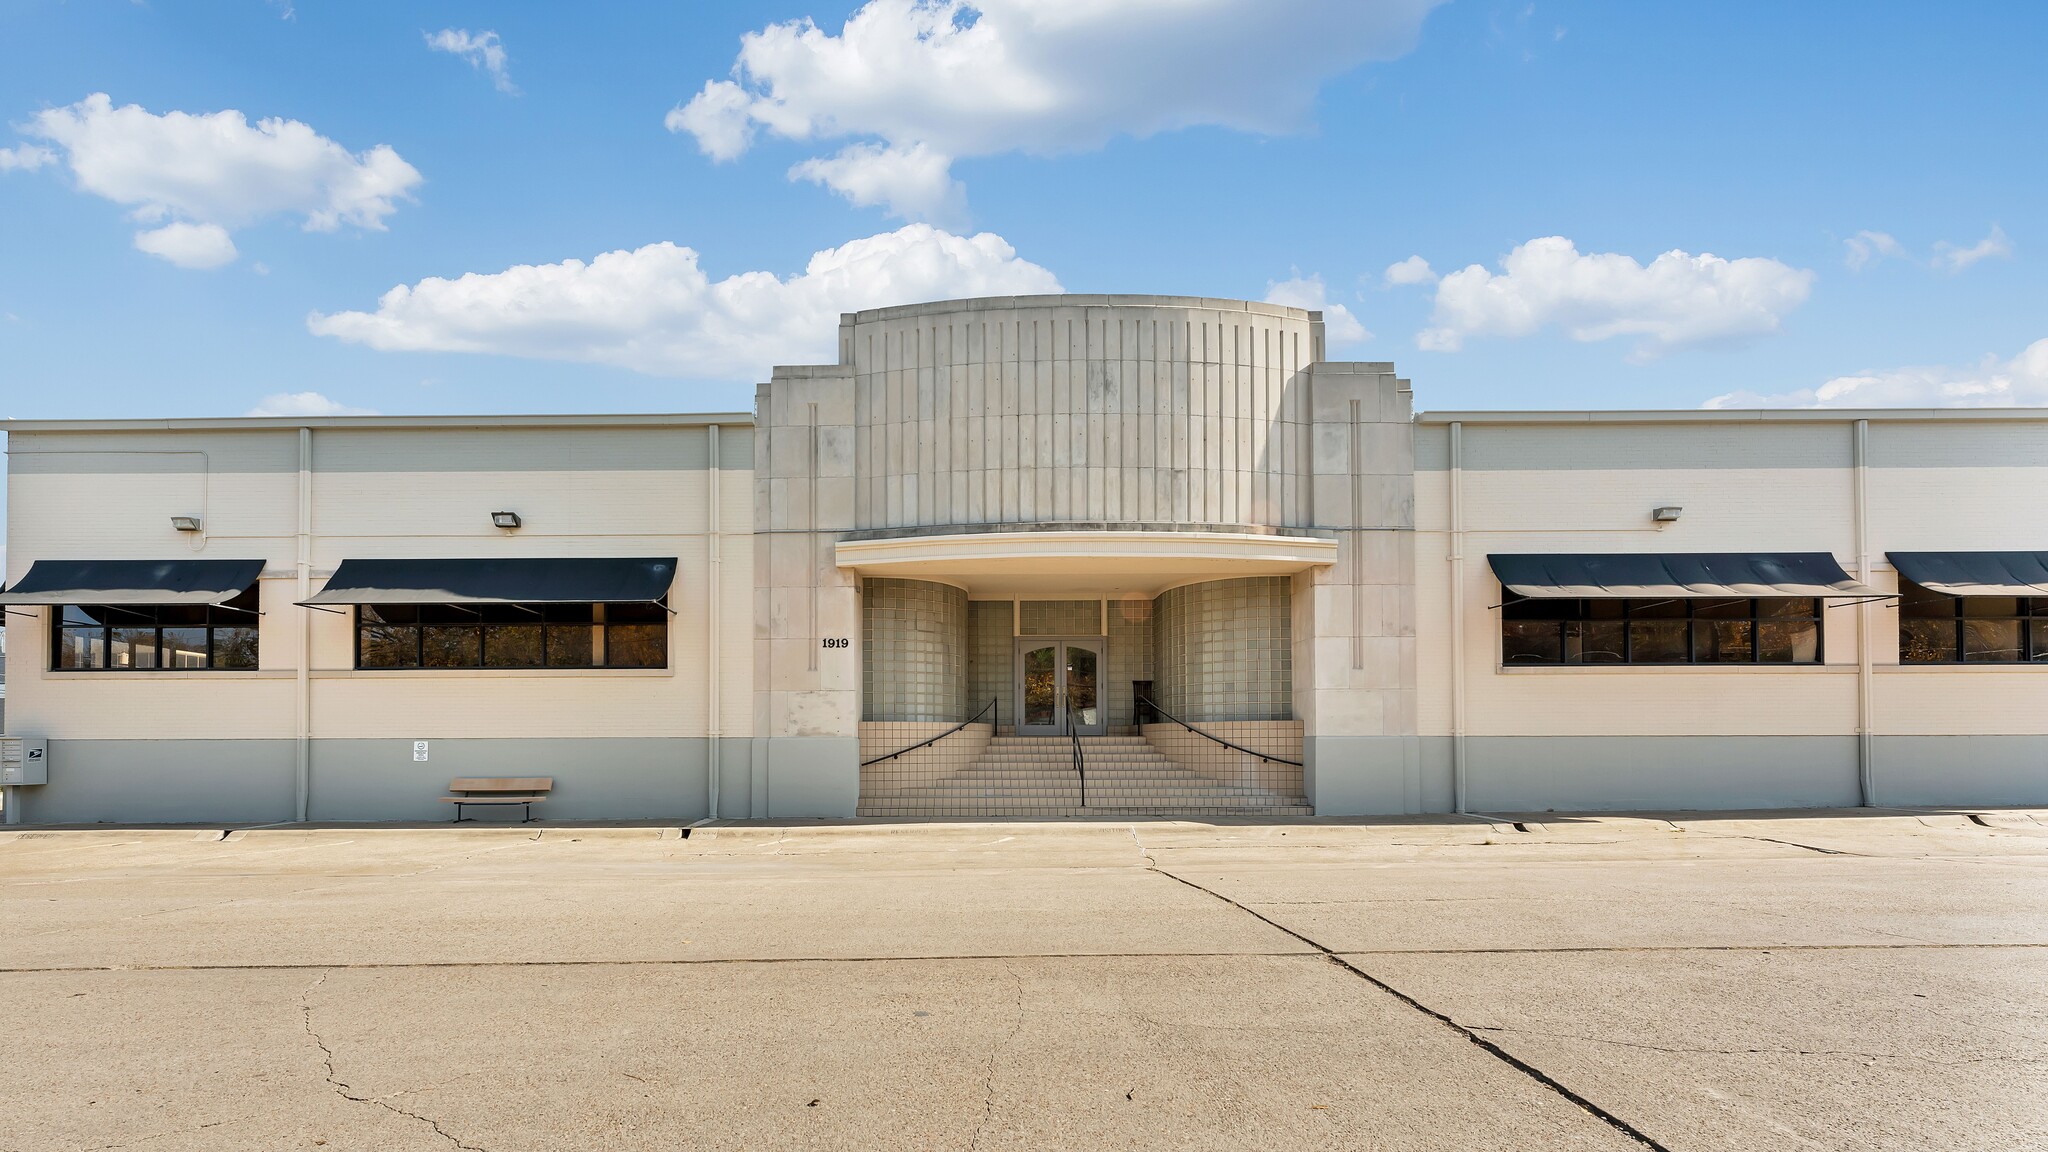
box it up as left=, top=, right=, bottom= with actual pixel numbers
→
left=132, top=221, right=237, bottom=269
left=1415, top=236, right=1813, bottom=357
left=789, top=141, right=967, bottom=224
left=1264, top=273, right=1368, bottom=345
left=307, top=224, right=1062, bottom=380
left=245, top=391, right=379, bottom=418
left=1933, top=223, right=2012, bottom=273
left=0, top=143, right=54, bottom=172
left=426, top=28, right=516, bottom=94
left=18, top=93, right=421, bottom=266
left=1704, top=338, right=2048, bottom=409
left=1383, top=255, right=1436, bottom=286
left=1843, top=230, right=1904, bottom=271
left=670, top=0, right=1445, bottom=220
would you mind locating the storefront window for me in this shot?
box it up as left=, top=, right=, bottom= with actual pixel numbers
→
left=355, top=601, right=666, bottom=669
left=1899, top=581, right=2045, bottom=663
left=50, top=587, right=261, bottom=671
left=1502, top=594, right=1822, bottom=665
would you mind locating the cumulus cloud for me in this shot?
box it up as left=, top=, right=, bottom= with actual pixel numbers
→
left=15, top=93, right=421, bottom=266
left=307, top=224, right=1062, bottom=380
left=1414, top=236, right=1813, bottom=358
left=669, top=0, right=1445, bottom=220
left=246, top=391, right=379, bottom=418
left=789, top=141, right=965, bottom=225
left=1933, top=223, right=2012, bottom=273
left=426, top=29, right=516, bottom=94
left=0, top=143, right=54, bottom=172
left=1264, top=273, right=1368, bottom=345
left=1843, top=230, right=1904, bottom=271
left=1383, top=255, right=1436, bottom=286
left=1704, top=339, right=2048, bottom=409
left=132, top=221, right=237, bottom=269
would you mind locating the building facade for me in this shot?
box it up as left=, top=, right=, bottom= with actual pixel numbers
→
left=2, top=294, right=2044, bottom=823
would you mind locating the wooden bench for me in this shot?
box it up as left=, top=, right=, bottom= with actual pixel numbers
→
left=441, top=777, right=552, bottom=823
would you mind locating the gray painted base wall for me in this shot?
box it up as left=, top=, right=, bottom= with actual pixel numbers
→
left=1459, top=736, right=1862, bottom=812
left=14, top=740, right=296, bottom=825
left=763, top=737, right=860, bottom=818
left=1874, top=736, right=2048, bottom=807
left=309, top=739, right=712, bottom=823
left=1306, top=736, right=1428, bottom=815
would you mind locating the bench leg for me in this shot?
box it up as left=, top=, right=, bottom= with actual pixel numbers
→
left=453, top=802, right=470, bottom=823
left=522, top=802, right=534, bottom=823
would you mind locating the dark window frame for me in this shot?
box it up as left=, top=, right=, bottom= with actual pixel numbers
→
left=1897, top=579, right=2046, bottom=664
left=49, top=586, right=262, bottom=671
left=1500, top=593, right=1824, bottom=666
left=352, top=601, right=669, bottom=670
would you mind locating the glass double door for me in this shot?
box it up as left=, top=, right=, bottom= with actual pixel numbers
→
left=1016, top=639, right=1105, bottom=735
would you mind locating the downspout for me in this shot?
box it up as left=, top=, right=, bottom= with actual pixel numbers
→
left=1855, top=418, right=1873, bottom=807
left=295, top=426, right=312, bottom=822
left=1449, top=422, right=1467, bottom=814
left=706, top=424, right=722, bottom=820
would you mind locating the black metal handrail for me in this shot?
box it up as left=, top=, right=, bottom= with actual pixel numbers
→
left=1066, top=702, right=1088, bottom=807
left=1135, top=694, right=1303, bottom=766
left=860, top=696, right=999, bottom=766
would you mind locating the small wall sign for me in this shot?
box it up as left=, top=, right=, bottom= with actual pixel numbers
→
left=413, top=741, right=430, bottom=762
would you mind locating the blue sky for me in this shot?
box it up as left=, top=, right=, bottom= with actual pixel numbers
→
left=1, top=0, right=2044, bottom=431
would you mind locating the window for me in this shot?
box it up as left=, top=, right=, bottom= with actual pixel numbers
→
left=354, top=601, right=667, bottom=669
left=1502, top=594, right=1822, bottom=665
left=1898, top=580, right=2047, bottom=664
left=52, top=586, right=261, bottom=671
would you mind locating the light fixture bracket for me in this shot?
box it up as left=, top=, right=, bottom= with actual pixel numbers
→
left=170, top=515, right=203, bottom=532
left=491, top=511, right=523, bottom=529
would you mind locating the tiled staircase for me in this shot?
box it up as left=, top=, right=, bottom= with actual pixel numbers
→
left=856, top=733, right=1312, bottom=818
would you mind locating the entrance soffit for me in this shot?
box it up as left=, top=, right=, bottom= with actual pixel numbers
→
left=834, top=529, right=1338, bottom=598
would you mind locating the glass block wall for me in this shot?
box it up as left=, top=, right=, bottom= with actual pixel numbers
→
left=1154, top=576, right=1293, bottom=722
left=1019, top=600, right=1101, bottom=636
left=1107, top=595, right=1156, bottom=728
left=966, top=600, right=1014, bottom=726
left=861, top=578, right=969, bottom=721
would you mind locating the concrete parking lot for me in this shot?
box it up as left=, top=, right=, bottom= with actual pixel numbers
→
left=3, top=810, right=2045, bottom=1151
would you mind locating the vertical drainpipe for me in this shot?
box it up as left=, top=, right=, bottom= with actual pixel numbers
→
left=1449, top=422, right=1467, bottom=814
left=295, top=426, right=312, bottom=822
left=1855, top=418, right=1874, bottom=807
left=706, top=424, right=722, bottom=820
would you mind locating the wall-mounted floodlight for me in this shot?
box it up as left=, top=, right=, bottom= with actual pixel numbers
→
left=1652, top=506, right=1683, bottom=523
left=491, top=511, right=523, bottom=529
left=170, top=515, right=203, bottom=532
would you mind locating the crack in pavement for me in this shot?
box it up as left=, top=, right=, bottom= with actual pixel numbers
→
left=300, top=971, right=487, bottom=1151
left=967, top=963, right=1025, bottom=1152
left=84, top=1115, right=244, bottom=1151
left=1126, top=827, right=1669, bottom=1151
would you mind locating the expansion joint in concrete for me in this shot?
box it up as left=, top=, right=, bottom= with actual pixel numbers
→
left=1139, top=855, right=1673, bottom=1152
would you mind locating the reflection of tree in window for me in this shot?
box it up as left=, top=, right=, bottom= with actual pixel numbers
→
left=1500, top=594, right=1822, bottom=665
left=352, top=600, right=668, bottom=669
left=1899, top=580, right=2041, bottom=664
left=51, top=586, right=261, bottom=671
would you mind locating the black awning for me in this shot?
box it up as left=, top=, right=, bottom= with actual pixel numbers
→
left=1889, top=551, right=2048, bottom=597
left=1488, top=553, right=1881, bottom=599
left=0, top=559, right=264, bottom=606
left=301, top=557, right=677, bottom=606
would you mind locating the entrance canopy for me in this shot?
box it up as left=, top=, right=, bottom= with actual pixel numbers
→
left=1489, top=553, right=1880, bottom=599
left=0, top=558, right=263, bottom=605
left=1888, top=551, right=2048, bottom=597
left=302, top=557, right=676, bottom=606
left=835, top=529, right=1337, bottom=598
